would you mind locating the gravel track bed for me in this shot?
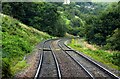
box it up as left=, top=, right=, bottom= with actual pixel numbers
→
left=59, top=40, right=70, bottom=50
left=51, top=40, right=89, bottom=77
left=38, top=41, right=58, bottom=77
left=39, top=51, right=57, bottom=77
left=64, top=39, right=120, bottom=77
left=43, top=40, right=51, bottom=50
left=67, top=51, right=111, bottom=78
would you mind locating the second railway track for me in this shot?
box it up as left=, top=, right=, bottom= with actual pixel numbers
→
left=58, top=39, right=119, bottom=79
left=51, top=40, right=93, bottom=78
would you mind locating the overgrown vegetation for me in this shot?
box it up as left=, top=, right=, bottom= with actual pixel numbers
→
left=2, top=2, right=66, bottom=37
left=2, top=2, right=120, bottom=50
left=77, top=2, right=120, bottom=51
left=2, top=1, right=120, bottom=77
left=56, top=2, right=120, bottom=51
left=68, top=39, right=120, bottom=71
left=2, top=14, right=51, bottom=78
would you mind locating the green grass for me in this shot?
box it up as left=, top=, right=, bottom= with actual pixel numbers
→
left=68, top=39, right=120, bottom=71
left=1, top=13, right=52, bottom=77
left=11, top=60, right=27, bottom=74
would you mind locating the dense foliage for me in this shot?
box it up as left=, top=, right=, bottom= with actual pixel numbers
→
left=2, top=2, right=120, bottom=50
left=2, top=14, right=51, bottom=77
left=55, top=2, right=120, bottom=51
left=81, top=2, right=120, bottom=51
left=2, top=1, right=120, bottom=77
left=2, top=2, right=66, bottom=37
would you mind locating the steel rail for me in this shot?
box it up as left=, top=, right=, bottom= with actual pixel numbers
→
left=63, top=39, right=120, bottom=79
left=34, top=39, right=50, bottom=79
left=34, top=40, right=51, bottom=79
left=50, top=43, right=62, bottom=79
left=34, top=52, right=43, bottom=79
left=58, top=40, right=94, bottom=79
left=34, top=39, right=61, bottom=79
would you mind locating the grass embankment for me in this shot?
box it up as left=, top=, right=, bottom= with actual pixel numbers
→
left=68, top=39, right=120, bottom=71
left=1, top=13, right=52, bottom=77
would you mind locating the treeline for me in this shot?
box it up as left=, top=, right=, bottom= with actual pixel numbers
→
left=2, top=2, right=105, bottom=36
left=78, top=2, right=120, bottom=50
left=2, top=2, right=120, bottom=51
left=56, top=2, right=120, bottom=51
left=2, top=2, right=66, bottom=37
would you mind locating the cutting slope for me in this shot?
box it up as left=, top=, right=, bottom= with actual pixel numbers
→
left=1, top=13, right=51, bottom=77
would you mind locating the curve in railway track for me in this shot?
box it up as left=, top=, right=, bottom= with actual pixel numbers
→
left=34, top=40, right=61, bottom=79
left=51, top=39, right=92, bottom=78
left=34, top=38, right=120, bottom=79
left=58, top=38, right=120, bottom=79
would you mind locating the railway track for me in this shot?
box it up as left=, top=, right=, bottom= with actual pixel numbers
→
left=34, top=40, right=61, bottom=79
left=34, top=38, right=119, bottom=79
left=51, top=40, right=92, bottom=78
left=58, top=39, right=120, bottom=79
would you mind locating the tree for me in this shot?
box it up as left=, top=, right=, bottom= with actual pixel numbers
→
left=2, top=2, right=67, bottom=37
left=105, top=28, right=120, bottom=50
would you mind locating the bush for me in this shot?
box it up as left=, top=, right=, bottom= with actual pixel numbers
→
left=106, top=28, right=120, bottom=50
left=111, top=52, right=120, bottom=66
left=2, top=58, right=12, bottom=78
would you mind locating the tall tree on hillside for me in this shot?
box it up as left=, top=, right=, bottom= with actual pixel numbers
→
left=2, top=2, right=67, bottom=36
